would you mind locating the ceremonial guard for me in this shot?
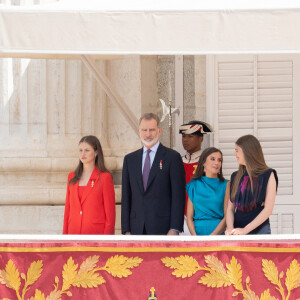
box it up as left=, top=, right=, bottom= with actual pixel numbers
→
left=179, top=120, right=213, bottom=234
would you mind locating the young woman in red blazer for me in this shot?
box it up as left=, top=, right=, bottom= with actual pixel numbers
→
left=63, top=135, right=115, bottom=235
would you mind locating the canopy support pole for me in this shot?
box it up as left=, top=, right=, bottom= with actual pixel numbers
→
left=81, top=55, right=139, bottom=134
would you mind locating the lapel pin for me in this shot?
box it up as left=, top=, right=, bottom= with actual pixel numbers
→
left=160, top=160, right=162, bottom=170
left=91, top=180, right=94, bottom=187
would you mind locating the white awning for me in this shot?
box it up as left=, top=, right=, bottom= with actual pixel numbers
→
left=1, top=0, right=300, bottom=58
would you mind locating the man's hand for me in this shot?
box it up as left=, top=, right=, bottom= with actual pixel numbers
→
left=167, top=229, right=179, bottom=235
left=125, top=232, right=131, bottom=235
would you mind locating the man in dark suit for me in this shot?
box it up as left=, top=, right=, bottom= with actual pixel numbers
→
left=121, top=113, right=186, bottom=235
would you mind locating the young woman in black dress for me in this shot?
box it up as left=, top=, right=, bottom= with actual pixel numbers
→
left=226, top=135, right=278, bottom=235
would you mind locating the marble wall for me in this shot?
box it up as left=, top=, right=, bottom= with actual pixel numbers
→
left=157, top=55, right=207, bottom=149
left=0, top=56, right=143, bottom=234
left=0, top=55, right=206, bottom=234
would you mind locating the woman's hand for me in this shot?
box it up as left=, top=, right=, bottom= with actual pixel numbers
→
left=231, top=228, right=247, bottom=235
left=225, top=228, right=247, bottom=235
left=225, top=228, right=234, bottom=235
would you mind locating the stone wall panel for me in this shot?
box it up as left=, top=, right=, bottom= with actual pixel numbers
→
left=0, top=205, right=122, bottom=235
left=0, top=55, right=198, bottom=233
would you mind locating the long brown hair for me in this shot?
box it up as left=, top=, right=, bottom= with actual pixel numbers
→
left=69, top=135, right=109, bottom=185
left=193, top=147, right=225, bottom=181
left=231, top=134, right=269, bottom=201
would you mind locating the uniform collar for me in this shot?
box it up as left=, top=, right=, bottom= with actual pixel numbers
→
left=183, top=149, right=202, bottom=163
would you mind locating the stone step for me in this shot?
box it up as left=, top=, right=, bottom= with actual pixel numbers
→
left=0, top=185, right=122, bottom=205
left=0, top=157, right=124, bottom=172
left=0, top=205, right=122, bottom=235
left=0, top=172, right=68, bottom=186
left=0, top=171, right=122, bottom=186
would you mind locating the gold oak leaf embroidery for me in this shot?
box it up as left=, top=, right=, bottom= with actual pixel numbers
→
left=0, top=269, right=11, bottom=288
left=5, top=260, right=22, bottom=300
left=0, top=259, right=44, bottom=300
left=259, top=289, right=279, bottom=300
left=5, top=260, right=21, bottom=292
left=162, top=255, right=300, bottom=300
left=262, top=259, right=281, bottom=286
left=72, top=271, right=106, bottom=288
left=262, top=259, right=286, bottom=300
left=28, top=289, right=61, bottom=300
left=21, top=260, right=43, bottom=299
left=25, top=261, right=43, bottom=286
left=199, top=256, right=231, bottom=288
left=100, top=255, right=143, bottom=278
left=199, top=270, right=231, bottom=288
left=204, top=255, right=227, bottom=274
left=226, top=256, right=243, bottom=292
left=260, top=289, right=271, bottom=300
left=45, top=289, right=62, bottom=300
left=72, top=255, right=106, bottom=288
left=161, top=255, right=202, bottom=278
left=285, top=259, right=300, bottom=297
left=29, top=289, right=46, bottom=300
left=0, top=255, right=143, bottom=300
left=242, top=289, right=259, bottom=300
left=78, top=255, right=99, bottom=274
left=61, top=257, right=78, bottom=292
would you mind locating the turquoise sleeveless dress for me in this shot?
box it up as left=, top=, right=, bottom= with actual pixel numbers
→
left=186, top=177, right=228, bottom=235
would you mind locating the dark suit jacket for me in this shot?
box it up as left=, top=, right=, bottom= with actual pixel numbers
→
left=121, top=143, right=186, bottom=235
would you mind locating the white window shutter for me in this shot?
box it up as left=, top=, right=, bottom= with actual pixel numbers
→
left=257, top=60, right=293, bottom=195
left=214, top=56, right=293, bottom=196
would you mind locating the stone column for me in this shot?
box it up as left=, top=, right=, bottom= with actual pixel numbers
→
left=0, top=54, right=150, bottom=234
left=0, top=58, right=119, bottom=233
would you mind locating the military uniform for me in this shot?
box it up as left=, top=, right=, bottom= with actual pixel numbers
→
left=182, top=150, right=201, bottom=215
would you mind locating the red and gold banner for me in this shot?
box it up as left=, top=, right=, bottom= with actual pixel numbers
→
left=0, top=240, right=300, bottom=299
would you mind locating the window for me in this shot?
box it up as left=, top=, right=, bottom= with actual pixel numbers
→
left=212, top=55, right=292, bottom=195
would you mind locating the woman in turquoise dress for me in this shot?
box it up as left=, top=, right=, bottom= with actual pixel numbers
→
left=186, top=147, right=230, bottom=235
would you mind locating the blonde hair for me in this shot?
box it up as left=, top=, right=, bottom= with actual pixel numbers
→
left=231, top=135, right=269, bottom=201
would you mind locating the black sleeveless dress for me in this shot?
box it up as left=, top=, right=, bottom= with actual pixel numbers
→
left=230, top=169, right=278, bottom=234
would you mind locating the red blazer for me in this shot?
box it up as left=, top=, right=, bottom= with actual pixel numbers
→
left=63, top=167, right=115, bottom=235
